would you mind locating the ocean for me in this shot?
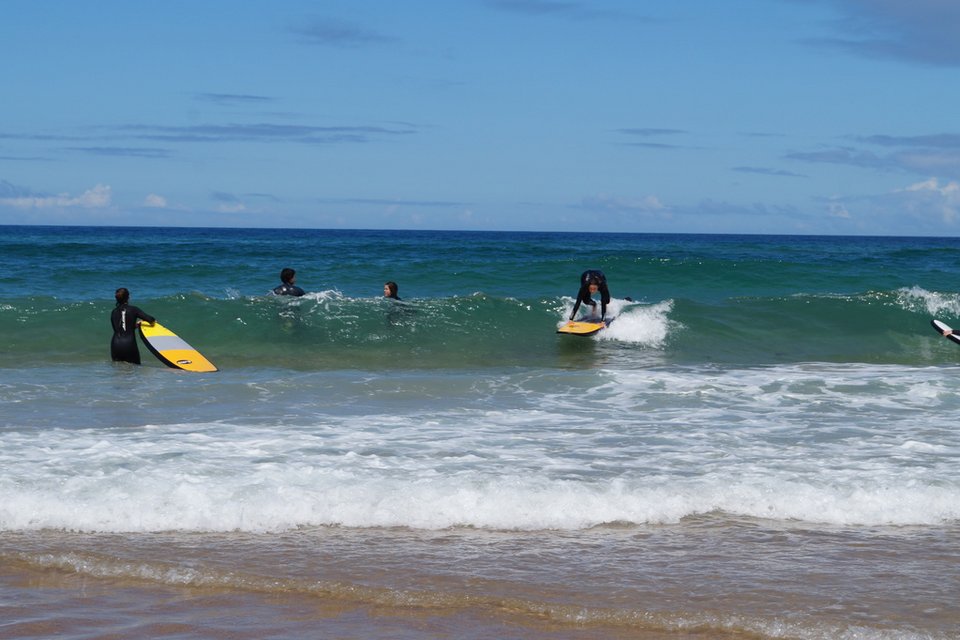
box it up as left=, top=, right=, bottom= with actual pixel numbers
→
left=1, top=225, right=958, bottom=639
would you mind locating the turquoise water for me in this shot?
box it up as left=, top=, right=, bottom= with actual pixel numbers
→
left=3, top=226, right=960, bottom=368
left=2, top=226, right=959, bottom=639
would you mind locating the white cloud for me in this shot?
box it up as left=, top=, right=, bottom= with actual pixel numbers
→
left=144, top=193, right=168, bottom=208
left=579, top=194, right=666, bottom=213
left=828, top=202, right=851, bottom=218
left=0, top=184, right=111, bottom=210
left=216, top=201, right=246, bottom=213
left=904, top=178, right=960, bottom=197
left=901, top=178, right=960, bottom=223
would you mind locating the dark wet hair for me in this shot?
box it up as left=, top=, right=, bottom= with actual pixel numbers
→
left=115, top=287, right=130, bottom=306
left=385, top=281, right=398, bottom=297
left=280, top=268, right=296, bottom=284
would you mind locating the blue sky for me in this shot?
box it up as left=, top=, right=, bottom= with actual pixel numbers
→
left=1, top=0, right=959, bottom=235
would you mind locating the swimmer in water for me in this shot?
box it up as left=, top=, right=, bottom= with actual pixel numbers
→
left=272, top=268, right=305, bottom=296
left=383, top=281, right=401, bottom=300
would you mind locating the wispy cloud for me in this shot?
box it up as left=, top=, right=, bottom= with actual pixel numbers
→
left=901, top=178, right=960, bottom=223
left=856, top=133, right=960, bottom=149
left=617, top=128, right=687, bottom=137
left=0, top=180, right=33, bottom=198
left=318, top=197, right=470, bottom=207
left=485, top=0, right=579, bottom=15
left=118, top=122, right=415, bottom=144
left=574, top=193, right=667, bottom=213
left=622, top=142, right=685, bottom=150
left=485, top=0, right=652, bottom=21
left=144, top=193, right=168, bottom=208
left=212, top=191, right=247, bottom=213
left=2, top=120, right=415, bottom=151
left=0, top=184, right=111, bottom=210
left=66, top=146, right=171, bottom=158
left=289, top=18, right=398, bottom=47
left=787, top=147, right=890, bottom=169
left=787, top=134, right=960, bottom=178
left=820, top=177, right=960, bottom=231
left=193, top=93, right=276, bottom=106
left=805, top=0, right=960, bottom=66
left=674, top=199, right=807, bottom=219
left=616, top=128, right=688, bottom=149
left=0, top=154, right=54, bottom=162
left=733, top=166, right=807, bottom=178
left=0, top=132, right=84, bottom=142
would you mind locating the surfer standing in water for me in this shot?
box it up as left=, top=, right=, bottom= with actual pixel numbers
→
left=570, top=270, right=611, bottom=324
left=110, top=287, right=155, bottom=365
left=272, top=268, right=305, bottom=296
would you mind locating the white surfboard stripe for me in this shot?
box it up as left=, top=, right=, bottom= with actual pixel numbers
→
left=145, top=335, right=193, bottom=352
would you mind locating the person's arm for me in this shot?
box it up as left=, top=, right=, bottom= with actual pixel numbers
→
left=136, top=307, right=156, bottom=325
left=570, top=292, right=598, bottom=320
left=570, top=292, right=584, bottom=320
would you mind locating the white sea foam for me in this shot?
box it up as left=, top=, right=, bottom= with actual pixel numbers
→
left=599, top=299, right=673, bottom=345
left=557, top=298, right=673, bottom=347
left=2, top=361, right=959, bottom=533
left=2, top=454, right=957, bottom=533
left=896, top=285, right=960, bottom=317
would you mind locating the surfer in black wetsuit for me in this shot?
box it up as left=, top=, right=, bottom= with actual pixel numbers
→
left=383, top=281, right=401, bottom=300
left=110, top=287, right=155, bottom=365
left=570, top=269, right=611, bottom=323
left=272, top=268, right=305, bottom=296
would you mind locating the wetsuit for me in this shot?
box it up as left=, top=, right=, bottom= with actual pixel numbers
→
left=111, top=304, right=156, bottom=364
left=272, top=283, right=305, bottom=296
left=570, top=269, right=611, bottom=321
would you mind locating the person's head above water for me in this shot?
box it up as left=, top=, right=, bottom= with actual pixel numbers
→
left=115, top=287, right=130, bottom=306
left=280, top=268, right=296, bottom=284
left=384, top=281, right=399, bottom=299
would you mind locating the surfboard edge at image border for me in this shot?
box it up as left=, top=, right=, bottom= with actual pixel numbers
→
left=930, top=318, right=960, bottom=346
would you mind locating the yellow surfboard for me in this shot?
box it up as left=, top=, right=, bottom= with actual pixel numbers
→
left=556, top=320, right=606, bottom=337
left=138, top=321, right=218, bottom=372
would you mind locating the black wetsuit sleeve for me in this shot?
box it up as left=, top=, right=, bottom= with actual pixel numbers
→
left=570, top=291, right=583, bottom=320
left=135, top=306, right=156, bottom=325
left=111, top=305, right=153, bottom=334
left=570, top=288, right=597, bottom=320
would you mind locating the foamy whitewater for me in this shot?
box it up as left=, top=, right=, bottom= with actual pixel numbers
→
left=2, top=227, right=959, bottom=639
left=3, top=363, right=959, bottom=533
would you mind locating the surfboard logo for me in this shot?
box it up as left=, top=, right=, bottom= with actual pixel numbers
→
left=176, top=359, right=193, bottom=365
